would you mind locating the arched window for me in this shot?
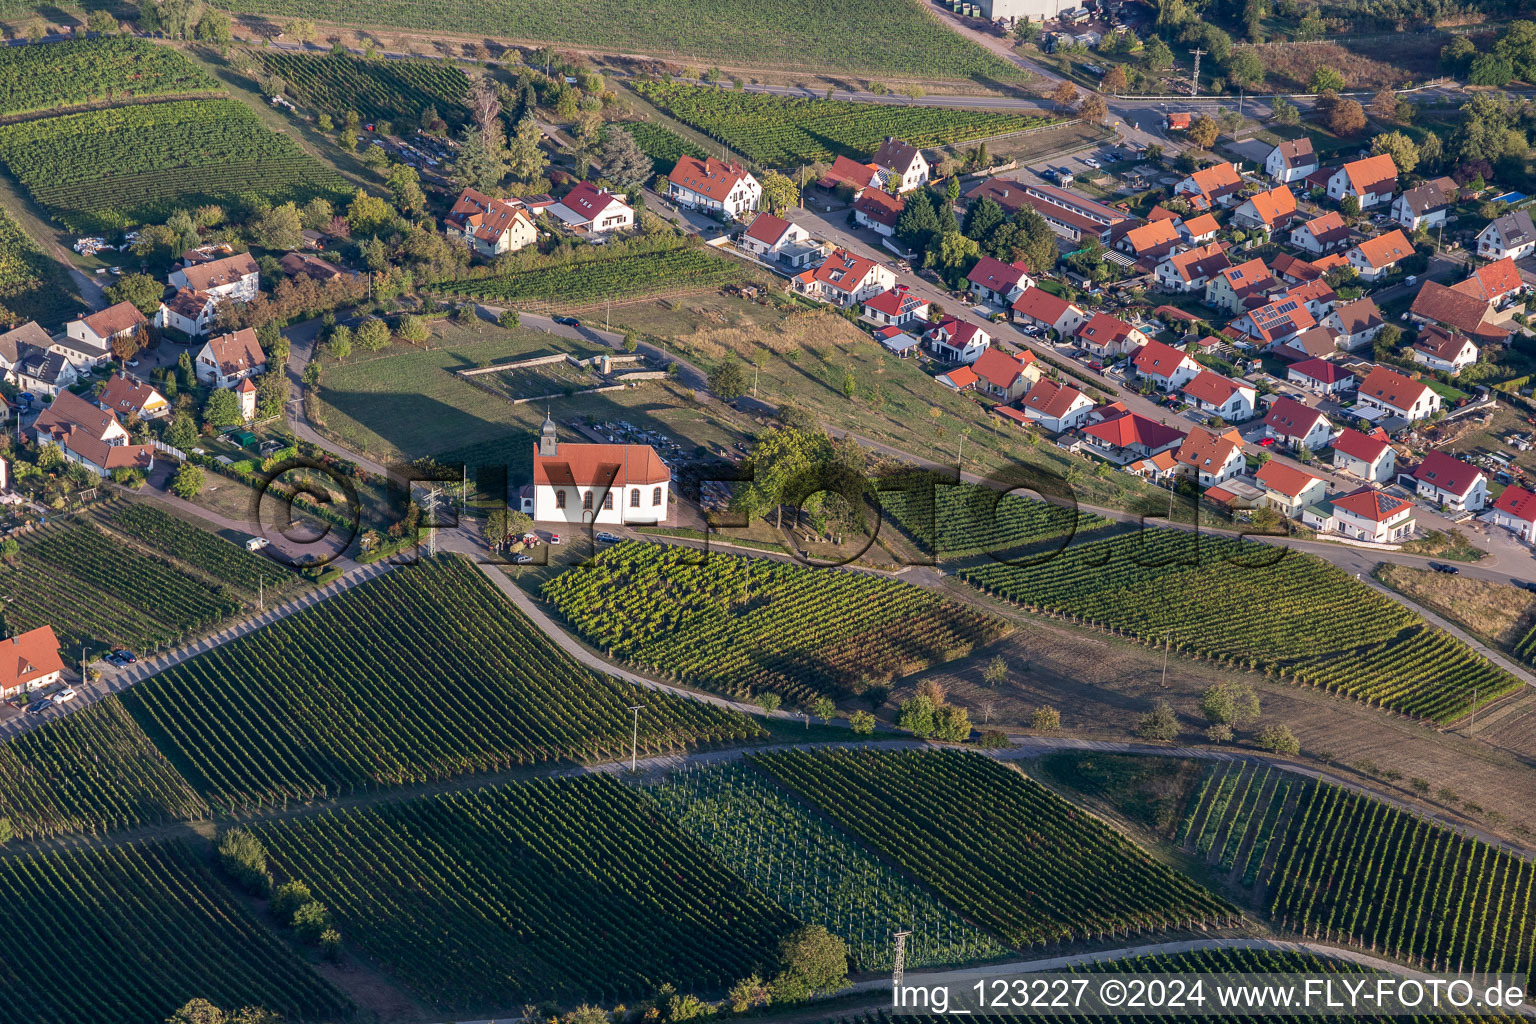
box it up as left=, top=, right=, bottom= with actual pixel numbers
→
left=582, top=491, right=593, bottom=510
left=652, top=486, right=663, bottom=506
left=602, top=491, right=614, bottom=511
left=629, top=489, right=640, bottom=507
left=555, top=490, right=567, bottom=509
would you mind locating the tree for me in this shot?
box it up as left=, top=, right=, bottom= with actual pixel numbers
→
left=346, top=189, right=394, bottom=236
left=1142, top=35, right=1174, bottom=71
left=1494, top=19, right=1536, bottom=82
left=1309, top=66, right=1345, bottom=93
left=1030, top=706, right=1061, bottom=732
left=1206, top=722, right=1234, bottom=743
left=1270, top=95, right=1300, bottom=126
left=1102, top=65, right=1129, bottom=93
left=759, top=170, right=800, bottom=214
left=1325, top=96, right=1367, bottom=136
left=169, top=999, right=227, bottom=1024
left=193, top=9, right=233, bottom=44
left=933, top=703, right=971, bottom=741
left=292, top=900, right=332, bottom=942
left=982, top=654, right=1008, bottom=687
left=812, top=696, right=836, bottom=722
left=300, top=197, right=334, bottom=231
left=1224, top=48, right=1264, bottom=90
left=962, top=196, right=1005, bottom=243
left=36, top=442, right=64, bottom=470
left=397, top=314, right=430, bottom=344
left=849, top=709, right=875, bottom=735
left=0, top=539, right=17, bottom=563
left=207, top=388, right=243, bottom=427
left=1467, top=54, right=1514, bottom=87
left=356, top=318, right=391, bottom=352
left=165, top=413, right=197, bottom=451
left=1257, top=723, right=1300, bottom=755
left=1370, top=131, right=1419, bottom=175
left=597, top=129, right=651, bottom=188
left=1013, top=19, right=1041, bottom=43
left=1077, top=92, right=1109, bottom=124
left=928, top=230, right=980, bottom=277
left=709, top=357, right=748, bottom=400
left=106, top=272, right=166, bottom=316
left=1370, top=87, right=1400, bottom=122
left=170, top=462, right=205, bottom=499
left=385, top=163, right=426, bottom=217
left=771, top=925, right=848, bottom=1002
left=1050, top=81, right=1079, bottom=111
left=1340, top=194, right=1361, bottom=218
left=110, top=329, right=142, bottom=365
left=86, top=9, right=118, bottom=34
left=498, top=309, right=520, bottom=329
left=216, top=828, right=271, bottom=894
left=249, top=201, right=304, bottom=250
left=1136, top=699, right=1179, bottom=740
left=897, top=694, right=937, bottom=738
left=507, top=115, right=548, bottom=183
left=1200, top=680, right=1261, bottom=727
left=327, top=325, right=353, bottom=362
left=288, top=18, right=316, bottom=43
left=1187, top=115, right=1220, bottom=150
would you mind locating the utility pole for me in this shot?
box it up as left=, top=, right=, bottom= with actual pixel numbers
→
left=424, top=486, right=441, bottom=557
left=1189, top=48, right=1205, bottom=97
left=892, top=930, right=912, bottom=999
left=1160, top=630, right=1172, bottom=688
left=1468, top=686, right=1478, bottom=737
left=258, top=574, right=264, bottom=612
left=627, top=704, right=644, bottom=772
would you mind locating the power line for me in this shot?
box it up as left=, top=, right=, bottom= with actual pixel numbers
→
left=1189, top=48, right=1206, bottom=97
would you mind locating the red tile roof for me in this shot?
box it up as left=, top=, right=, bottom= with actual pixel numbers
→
left=1161, top=242, right=1230, bottom=283
left=812, top=248, right=879, bottom=293
left=1174, top=425, right=1243, bottom=472
left=532, top=441, right=670, bottom=488
left=1082, top=410, right=1185, bottom=450
left=1492, top=484, right=1536, bottom=523
left=1331, top=426, right=1391, bottom=464
left=97, top=374, right=165, bottom=416
left=971, top=347, right=1035, bottom=390
left=78, top=300, right=147, bottom=340
left=1182, top=369, right=1250, bottom=406
left=1022, top=378, right=1088, bottom=419
left=1289, top=357, right=1354, bottom=385
left=1244, top=184, right=1298, bottom=227
left=1297, top=210, right=1349, bottom=245
left=1131, top=339, right=1193, bottom=378
left=821, top=155, right=880, bottom=192
left=939, top=365, right=980, bottom=389
left=1333, top=485, right=1413, bottom=522
left=1454, top=257, right=1523, bottom=302
left=202, top=328, right=265, bottom=377
left=445, top=188, right=532, bottom=244
left=33, top=389, right=121, bottom=442
left=861, top=285, right=926, bottom=319
left=178, top=252, right=257, bottom=292
left=1410, top=280, right=1498, bottom=337
left=1412, top=449, right=1484, bottom=497
left=1256, top=459, right=1322, bottom=497
left=1359, top=365, right=1432, bottom=414
left=743, top=212, right=792, bottom=246
left=1182, top=162, right=1243, bottom=201
left=1076, top=312, right=1140, bottom=348
left=558, top=182, right=626, bottom=222
left=670, top=155, right=754, bottom=202
left=1182, top=213, right=1219, bottom=237
left=1011, top=286, right=1075, bottom=324
left=1264, top=396, right=1328, bottom=440
left=854, top=188, right=903, bottom=226
left=1120, top=218, right=1180, bottom=256
left=1339, top=154, right=1398, bottom=196
left=1351, top=229, right=1413, bottom=271
left=968, top=256, right=1032, bottom=292
left=0, top=625, right=63, bottom=695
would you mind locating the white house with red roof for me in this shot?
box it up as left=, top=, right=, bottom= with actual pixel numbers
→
left=1286, top=357, right=1355, bottom=396
left=1204, top=257, right=1276, bottom=313
left=1231, top=184, right=1298, bottom=233
left=970, top=347, right=1041, bottom=401
left=1411, top=326, right=1479, bottom=376
left=1345, top=229, right=1414, bottom=282
left=1327, top=154, right=1398, bottom=209
left=1412, top=450, right=1487, bottom=511
left=444, top=188, right=537, bottom=257
left=1263, top=396, right=1333, bottom=450
left=551, top=183, right=634, bottom=234
left=1131, top=339, right=1199, bottom=391
left=792, top=249, right=894, bottom=307
left=1456, top=257, right=1526, bottom=309
left=1307, top=486, right=1415, bottom=543
left=31, top=389, right=154, bottom=478
left=1178, top=213, right=1220, bottom=244
left=1115, top=219, right=1182, bottom=263
left=1010, top=287, right=1087, bottom=336
left=860, top=285, right=929, bottom=327
left=853, top=189, right=903, bottom=236
left=822, top=155, right=883, bottom=195
left=924, top=317, right=991, bottom=364
left=1331, top=426, right=1396, bottom=483
left=168, top=251, right=259, bottom=305
left=0, top=625, right=64, bottom=699
left=1080, top=410, right=1185, bottom=465
left=1019, top=379, right=1093, bottom=432
left=1357, top=365, right=1440, bottom=422
left=1174, top=162, right=1244, bottom=209
left=195, top=328, right=266, bottom=389
left=526, top=415, right=670, bottom=524
left=1289, top=211, right=1350, bottom=255
left=66, top=300, right=147, bottom=352
left=871, top=138, right=930, bottom=193
left=97, top=373, right=169, bottom=421
left=936, top=365, right=980, bottom=392
left=967, top=256, right=1034, bottom=306
left=1233, top=296, right=1317, bottom=348
left=1075, top=313, right=1150, bottom=359
left=1486, top=484, right=1536, bottom=543
left=668, top=155, right=761, bottom=221
left=1155, top=242, right=1230, bottom=293
left=1256, top=460, right=1327, bottom=517
left=1181, top=370, right=1256, bottom=421
left=739, top=212, right=811, bottom=261
left=1173, top=426, right=1246, bottom=487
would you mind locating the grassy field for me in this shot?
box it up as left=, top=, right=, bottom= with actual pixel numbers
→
left=1375, top=564, right=1536, bottom=650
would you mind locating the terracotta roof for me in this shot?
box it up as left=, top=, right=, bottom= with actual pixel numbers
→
left=1256, top=459, right=1322, bottom=498
left=558, top=182, right=627, bottom=223
left=1120, top=218, right=1180, bottom=256
left=33, top=389, right=120, bottom=442
left=965, top=177, right=1033, bottom=214
left=1244, top=296, right=1316, bottom=343
left=854, top=188, right=903, bottom=226
left=1011, top=286, right=1076, bottom=324
left=670, top=155, right=754, bottom=202
left=1273, top=138, right=1315, bottom=168
left=1359, top=365, right=1432, bottom=413
left=862, top=285, right=926, bottom=319
left=1410, top=281, right=1495, bottom=336
left=1339, top=154, right=1398, bottom=196
left=177, top=252, right=257, bottom=293
left=1132, top=339, right=1194, bottom=378
left=532, top=441, right=670, bottom=488
left=444, top=188, right=533, bottom=244
left=1081, top=411, right=1185, bottom=451
left=97, top=374, right=165, bottom=416
left=1182, top=369, right=1250, bottom=406
left=1182, top=213, right=1219, bottom=237
left=1244, top=184, right=1297, bottom=226
left=162, top=288, right=212, bottom=319
left=1350, top=229, right=1413, bottom=271
left=1454, top=258, right=1523, bottom=302
left=1076, top=312, right=1140, bottom=348
left=0, top=625, right=63, bottom=694
left=1161, top=242, right=1230, bottom=283
left=278, top=252, right=345, bottom=281
left=925, top=316, right=987, bottom=350
left=1333, top=485, right=1412, bottom=522
left=1148, top=205, right=1180, bottom=221
left=1492, top=484, right=1536, bottom=523
left=822, top=155, right=881, bottom=192
left=1329, top=296, right=1382, bottom=335
left=744, top=212, right=793, bottom=246
left=968, top=256, right=1032, bottom=292
left=812, top=249, right=879, bottom=293
left=1022, top=378, right=1088, bottom=419
left=1264, top=396, right=1328, bottom=440
left=1214, top=257, right=1274, bottom=299
left=1412, top=325, right=1477, bottom=364
left=1183, top=162, right=1243, bottom=200
left=1298, top=210, right=1349, bottom=244
left=1174, top=425, right=1242, bottom=471
left=971, top=347, right=1035, bottom=390
left=201, top=328, right=266, bottom=377
left=1289, top=356, right=1353, bottom=385
left=939, top=365, right=980, bottom=389
left=1312, top=253, right=1349, bottom=273
left=61, top=430, right=154, bottom=472
left=77, top=301, right=147, bottom=340
left=1332, top=426, right=1392, bottom=464
left=1412, top=450, right=1484, bottom=496
left=1283, top=277, right=1336, bottom=308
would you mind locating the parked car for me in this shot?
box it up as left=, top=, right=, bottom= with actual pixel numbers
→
left=112, top=648, right=137, bottom=663
left=1088, top=360, right=1104, bottom=370
left=1258, top=437, right=1276, bottom=447
left=1430, top=562, right=1459, bottom=574
left=1083, top=157, right=1102, bottom=169
left=513, top=554, right=534, bottom=564
left=548, top=533, right=562, bottom=545
left=53, top=687, right=76, bottom=704
left=26, top=698, right=52, bottom=715
left=595, top=531, right=622, bottom=543
left=553, top=315, right=580, bottom=327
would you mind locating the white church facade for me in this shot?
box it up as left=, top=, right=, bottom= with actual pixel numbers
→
left=522, top=415, right=672, bottom=525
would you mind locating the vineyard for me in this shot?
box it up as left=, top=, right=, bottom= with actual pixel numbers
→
left=119, top=556, right=758, bottom=811
left=0, top=520, right=244, bottom=655
left=0, top=36, right=219, bottom=117
left=879, top=475, right=1115, bottom=560
left=256, top=50, right=470, bottom=127
left=96, top=500, right=300, bottom=598
left=960, top=530, right=1521, bottom=722
left=0, top=839, right=352, bottom=1024
left=216, top=0, right=1024, bottom=80
left=1174, top=762, right=1307, bottom=886
left=651, top=763, right=1008, bottom=969
left=0, top=697, right=207, bottom=841
left=752, top=749, right=1238, bottom=948
left=0, top=99, right=348, bottom=231
left=634, top=82, right=1055, bottom=167
left=541, top=540, right=1010, bottom=704
left=618, top=121, right=707, bottom=173
left=254, top=775, right=795, bottom=1011
left=433, top=238, right=744, bottom=308
left=0, top=206, right=78, bottom=326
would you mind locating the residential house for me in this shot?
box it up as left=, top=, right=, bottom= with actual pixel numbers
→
left=1412, top=450, right=1487, bottom=511
left=1456, top=257, right=1526, bottom=309
left=871, top=137, right=930, bottom=193
left=1264, top=396, right=1333, bottom=449
left=1256, top=460, right=1328, bottom=517
left=1281, top=325, right=1340, bottom=362
left=1331, top=426, right=1396, bottom=482
left=970, top=347, right=1041, bottom=401
left=821, top=155, right=883, bottom=195
left=924, top=317, right=992, bottom=364
left=1265, top=138, right=1318, bottom=183
left=1391, top=180, right=1453, bottom=231
left=1173, top=425, right=1246, bottom=486
left=525, top=416, right=670, bottom=525
left=1290, top=211, right=1351, bottom=255
left=967, top=256, right=1034, bottom=306
left=792, top=249, right=894, bottom=307
left=1075, top=312, right=1150, bottom=360
left=1287, top=357, right=1355, bottom=395
left=155, top=289, right=217, bottom=337
left=740, top=213, right=812, bottom=260
left=47, top=334, right=112, bottom=374
left=443, top=188, right=537, bottom=257
left=872, top=324, right=922, bottom=357
left=1411, top=326, right=1479, bottom=375
left=551, top=183, right=634, bottom=234
left=1486, top=484, right=1536, bottom=543
left=1356, top=364, right=1440, bottom=422
left=1020, top=379, right=1094, bottom=432
left=1131, top=339, right=1200, bottom=391
left=1408, top=281, right=1509, bottom=343
left=66, top=301, right=148, bottom=355
left=10, top=347, right=76, bottom=397
left=1325, top=296, right=1385, bottom=351
left=860, top=285, right=930, bottom=327
left=1270, top=252, right=1323, bottom=284
left=1079, top=410, right=1185, bottom=465
left=278, top=252, right=346, bottom=282
left=853, top=189, right=904, bottom=237
left=1115, top=219, right=1181, bottom=263
left=168, top=251, right=259, bottom=304
left=1476, top=210, right=1536, bottom=261
left=30, top=388, right=154, bottom=477
left=1345, top=229, right=1413, bottom=282
left=1326, top=154, right=1398, bottom=209
left=936, top=365, right=979, bottom=392
left=0, top=625, right=64, bottom=699
left=1155, top=242, right=1230, bottom=293
left=1174, top=162, right=1244, bottom=210
left=195, top=328, right=266, bottom=389
left=1278, top=276, right=1337, bottom=320
left=1010, top=286, right=1087, bottom=336
left=1205, top=258, right=1276, bottom=314
left=667, top=155, right=761, bottom=221
left=1231, top=184, right=1297, bottom=233
left=1179, top=213, right=1220, bottom=244
left=1307, top=486, right=1415, bottom=543
left=1182, top=370, right=1257, bottom=421
left=1234, top=296, right=1317, bottom=348
left=0, top=320, right=51, bottom=375
left=97, top=373, right=169, bottom=421
left=1004, top=181, right=1129, bottom=243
